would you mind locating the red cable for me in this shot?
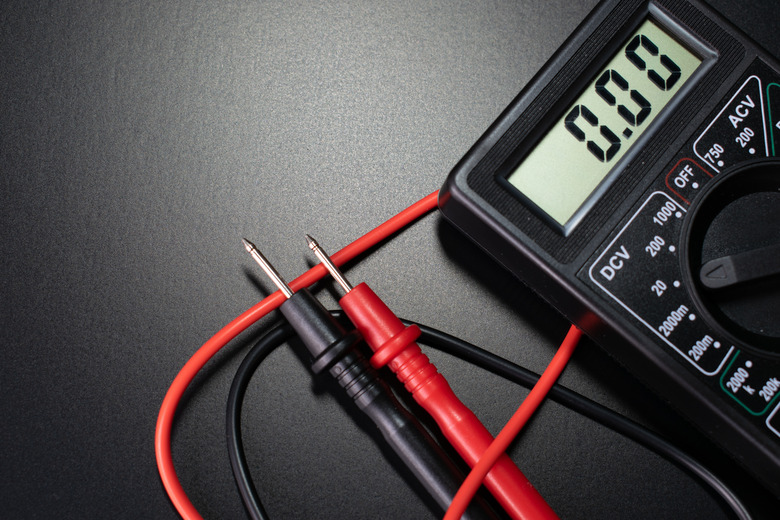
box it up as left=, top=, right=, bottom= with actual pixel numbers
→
left=340, top=284, right=560, bottom=520
left=155, top=191, right=439, bottom=519
left=443, top=324, right=583, bottom=520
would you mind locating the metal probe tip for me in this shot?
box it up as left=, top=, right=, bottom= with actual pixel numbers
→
left=242, top=238, right=294, bottom=298
left=305, top=234, right=353, bottom=293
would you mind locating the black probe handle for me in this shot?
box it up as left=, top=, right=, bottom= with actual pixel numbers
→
left=281, top=291, right=496, bottom=520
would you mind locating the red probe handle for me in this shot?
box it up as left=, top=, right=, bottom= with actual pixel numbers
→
left=340, top=283, right=558, bottom=520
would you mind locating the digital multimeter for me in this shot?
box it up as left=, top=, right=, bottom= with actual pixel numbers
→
left=439, top=0, right=780, bottom=495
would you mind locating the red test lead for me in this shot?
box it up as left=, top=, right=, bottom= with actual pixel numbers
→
left=306, top=235, right=558, bottom=520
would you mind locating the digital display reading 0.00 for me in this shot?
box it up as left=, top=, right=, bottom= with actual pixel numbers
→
left=506, top=18, right=702, bottom=230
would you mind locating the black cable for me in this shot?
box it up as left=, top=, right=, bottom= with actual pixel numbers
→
left=406, top=318, right=752, bottom=520
left=228, top=313, right=751, bottom=520
left=226, top=322, right=290, bottom=520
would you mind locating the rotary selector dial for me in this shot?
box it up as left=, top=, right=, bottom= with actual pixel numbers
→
left=682, top=158, right=780, bottom=357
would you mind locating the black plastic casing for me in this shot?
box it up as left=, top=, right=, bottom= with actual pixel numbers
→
left=439, top=0, right=780, bottom=496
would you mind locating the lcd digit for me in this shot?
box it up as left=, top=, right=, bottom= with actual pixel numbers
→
left=506, top=18, right=702, bottom=230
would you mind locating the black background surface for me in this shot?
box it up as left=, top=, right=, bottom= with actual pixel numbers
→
left=2, top=1, right=778, bottom=518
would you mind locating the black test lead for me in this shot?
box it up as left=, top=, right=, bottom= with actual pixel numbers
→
left=239, top=238, right=497, bottom=520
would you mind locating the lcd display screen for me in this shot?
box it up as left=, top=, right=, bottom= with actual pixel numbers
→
left=506, top=18, right=702, bottom=229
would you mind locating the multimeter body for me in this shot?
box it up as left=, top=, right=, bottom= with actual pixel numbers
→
left=440, top=0, right=780, bottom=495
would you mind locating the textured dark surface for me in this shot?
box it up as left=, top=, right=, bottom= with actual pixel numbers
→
left=1, top=1, right=778, bottom=519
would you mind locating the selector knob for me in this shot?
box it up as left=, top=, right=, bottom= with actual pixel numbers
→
left=681, top=158, right=780, bottom=358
